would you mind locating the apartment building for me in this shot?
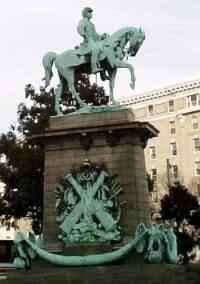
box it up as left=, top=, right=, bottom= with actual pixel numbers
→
left=119, top=78, right=200, bottom=208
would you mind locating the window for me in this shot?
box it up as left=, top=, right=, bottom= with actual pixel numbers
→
left=148, top=104, right=154, bottom=115
left=197, top=184, right=200, bottom=196
left=168, top=100, right=174, bottom=112
left=194, top=161, right=200, bottom=176
left=171, top=165, right=178, bottom=178
left=151, top=168, right=157, bottom=183
left=150, top=168, right=158, bottom=202
left=149, top=146, right=156, bottom=159
left=152, top=190, right=158, bottom=203
left=191, top=94, right=197, bottom=106
left=169, top=121, right=176, bottom=135
left=193, top=137, right=200, bottom=151
left=170, top=142, right=177, bottom=156
left=192, top=116, right=198, bottom=129
left=187, top=94, right=200, bottom=107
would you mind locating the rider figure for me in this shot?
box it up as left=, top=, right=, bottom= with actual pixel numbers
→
left=77, top=7, right=104, bottom=73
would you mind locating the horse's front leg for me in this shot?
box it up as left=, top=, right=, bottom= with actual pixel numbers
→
left=105, top=48, right=135, bottom=90
left=115, top=60, right=135, bottom=90
left=109, top=69, right=117, bottom=104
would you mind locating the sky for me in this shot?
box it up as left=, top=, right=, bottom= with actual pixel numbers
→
left=0, top=0, right=200, bottom=133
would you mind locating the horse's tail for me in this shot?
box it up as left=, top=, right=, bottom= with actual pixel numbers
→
left=42, top=52, right=57, bottom=88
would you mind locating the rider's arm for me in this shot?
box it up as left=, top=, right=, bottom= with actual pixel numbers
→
left=77, top=20, right=88, bottom=41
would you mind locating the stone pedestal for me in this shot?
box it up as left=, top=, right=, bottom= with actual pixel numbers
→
left=40, top=108, right=158, bottom=251
left=5, top=263, right=200, bottom=284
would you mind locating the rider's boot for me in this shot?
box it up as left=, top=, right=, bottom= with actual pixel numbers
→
left=92, top=65, right=102, bottom=74
left=91, top=52, right=102, bottom=74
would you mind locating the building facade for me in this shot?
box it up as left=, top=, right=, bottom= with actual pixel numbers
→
left=120, top=78, right=200, bottom=209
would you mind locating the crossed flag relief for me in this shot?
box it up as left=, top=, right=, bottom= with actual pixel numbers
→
left=60, top=171, right=116, bottom=235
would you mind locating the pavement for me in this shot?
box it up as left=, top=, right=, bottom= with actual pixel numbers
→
left=0, top=263, right=15, bottom=272
left=0, top=264, right=15, bottom=281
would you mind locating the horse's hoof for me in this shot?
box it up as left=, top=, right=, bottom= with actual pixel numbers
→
left=130, top=82, right=135, bottom=89
left=110, top=100, right=119, bottom=106
left=80, top=104, right=90, bottom=110
left=79, top=102, right=87, bottom=108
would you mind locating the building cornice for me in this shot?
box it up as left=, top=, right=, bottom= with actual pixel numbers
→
left=119, top=78, right=200, bottom=105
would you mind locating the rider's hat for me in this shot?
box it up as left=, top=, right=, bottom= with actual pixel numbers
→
left=82, top=7, right=93, bottom=17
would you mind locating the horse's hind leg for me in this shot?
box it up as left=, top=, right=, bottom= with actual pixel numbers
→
left=64, top=68, right=87, bottom=108
left=108, top=69, right=117, bottom=104
left=55, top=76, right=64, bottom=115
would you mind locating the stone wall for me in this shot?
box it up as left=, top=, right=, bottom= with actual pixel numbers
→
left=40, top=108, right=158, bottom=250
left=4, top=262, right=200, bottom=284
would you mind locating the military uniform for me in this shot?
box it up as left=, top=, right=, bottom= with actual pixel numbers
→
left=77, top=17, right=100, bottom=42
left=77, top=12, right=103, bottom=73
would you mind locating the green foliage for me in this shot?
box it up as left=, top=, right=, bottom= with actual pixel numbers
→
left=189, top=208, right=200, bottom=229
left=0, top=74, right=107, bottom=233
left=76, top=74, right=108, bottom=107
left=61, top=74, right=108, bottom=111
left=160, top=182, right=199, bottom=226
left=160, top=182, right=200, bottom=263
left=19, top=85, right=56, bottom=136
left=0, top=128, right=44, bottom=231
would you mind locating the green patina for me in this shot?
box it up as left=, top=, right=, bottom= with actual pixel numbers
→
left=42, top=7, right=145, bottom=115
left=135, top=224, right=177, bottom=264
left=52, top=103, right=127, bottom=117
left=13, top=224, right=177, bottom=268
left=65, top=104, right=128, bottom=116
left=55, top=161, right=122, bottom=243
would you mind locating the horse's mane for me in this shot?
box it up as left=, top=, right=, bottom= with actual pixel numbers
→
left=109, top=27, right=137, bottom=46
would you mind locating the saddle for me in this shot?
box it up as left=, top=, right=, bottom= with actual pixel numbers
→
left=74, top=43, right=92, bottom=56
left=74, top=36, right=110, bottom=56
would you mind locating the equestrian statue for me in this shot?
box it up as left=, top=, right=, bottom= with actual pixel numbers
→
left=42, top=7, right=145, bottom=114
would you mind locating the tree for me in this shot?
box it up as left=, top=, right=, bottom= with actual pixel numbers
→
left=160, top=182, right=200, bottom=263
left=64, top=74, right=108, bottom=109
left=0, top=131, right=44, bottom=233
left=0, top=74, right=107, bottom=233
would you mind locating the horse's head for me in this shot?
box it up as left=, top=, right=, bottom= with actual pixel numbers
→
left=127, top=27, right=145, bottom=57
